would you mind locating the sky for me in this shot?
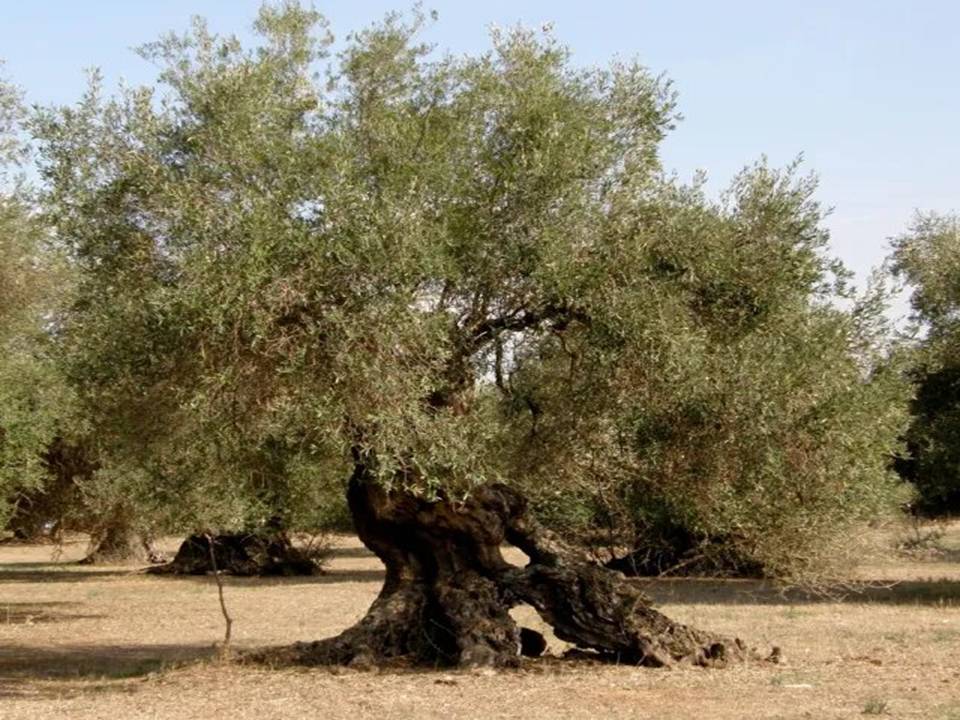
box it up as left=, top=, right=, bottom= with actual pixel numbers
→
left=1, top=1, right=956, bottom=309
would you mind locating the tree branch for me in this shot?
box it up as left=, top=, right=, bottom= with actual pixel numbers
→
left=428, top=302, right=590, bottom=410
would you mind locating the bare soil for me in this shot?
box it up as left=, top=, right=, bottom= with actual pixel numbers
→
left=1, top=525, right=960, bottom=719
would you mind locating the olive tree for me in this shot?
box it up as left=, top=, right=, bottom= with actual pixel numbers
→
left=35, top=4, right=907, bottom=665
left=892, top=212, right=960, bottom=514
left=0, top=71, right=76, bottom=537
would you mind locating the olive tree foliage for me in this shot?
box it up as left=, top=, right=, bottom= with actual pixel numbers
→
left=500, top=164, right=911, bottom=579
left=891, top=212, right=960, bottom=514
left=0, top=70, right=74, bottom=527
left=34, top=4, right=908, bottom=575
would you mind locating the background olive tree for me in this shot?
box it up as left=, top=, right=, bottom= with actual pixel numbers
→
left=892, top=212, right=960, bottom=515
left=0, top=69, right=78, bottom=538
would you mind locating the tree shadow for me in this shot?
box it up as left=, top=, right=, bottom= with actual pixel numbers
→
left=325, top=545, right=376, bottom=559
left=148, top=567, right=387, bottom=587
left=244, top=568, right=385, bottom=586
left=642, top=576, right=960, bottom=606
left=0, top=566, right=133, bottom=584
left=0, top=556, right=384, bottom=586
left=0, top=601, right=106, bottom=624
left=0, top=642, right=216, bottom=698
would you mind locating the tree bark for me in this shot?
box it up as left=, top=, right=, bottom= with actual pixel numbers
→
left=80, top=519, right=163, bottom=565
left=149, top=531, right=326, bottom=576
left=253, top=476, right=752, bottom=669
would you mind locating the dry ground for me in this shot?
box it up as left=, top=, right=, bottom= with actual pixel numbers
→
left=1, top=525, right=960, bottom=720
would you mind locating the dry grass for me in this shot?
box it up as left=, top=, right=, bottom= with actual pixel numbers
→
left=2, top=525, right=960, bottom=720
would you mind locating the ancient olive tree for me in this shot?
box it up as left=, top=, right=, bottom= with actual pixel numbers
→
left=0, top=71, right=76, bottom=537
left=35, top=5, right=906, bottom=663
left=892, top=213, right=960, bottom=514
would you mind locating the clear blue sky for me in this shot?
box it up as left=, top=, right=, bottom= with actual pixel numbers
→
left=2, top=1, right=956, bottom=302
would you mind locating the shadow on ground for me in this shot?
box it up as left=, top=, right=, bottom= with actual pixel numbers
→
left=643, top=576, right=960, bottom=606
left=0, top=562, right=384, bottom=586
left=148, top=564, right=960, bottom=604
left=0, top=643, right=216, bottom=698
left=143, top=567, right=388, bottom=587
left=324, top=545, right=376, bottom=560
left=0, top=601, right=106, bottom=624
left=0, top=566, right=133, bottom=584
left=5, top=545, right=960, bottom=604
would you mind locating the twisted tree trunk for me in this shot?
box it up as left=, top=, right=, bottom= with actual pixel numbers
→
left=80, top=519, right=162, bottom=565
left=256, top=473, right=751, bottom=669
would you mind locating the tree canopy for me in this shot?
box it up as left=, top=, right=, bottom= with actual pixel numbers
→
left=25, top=4, right=912, bottom=580
left=892, top=212, right=960, bottom=514
left=0, top=72, right=73, bottom=527
left=0, top=0, right=931, bottom=671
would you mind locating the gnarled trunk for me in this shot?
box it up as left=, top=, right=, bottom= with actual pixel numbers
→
left=80, top=519, right=163, bottom=565
left=149, top=531, right=326, bottom=576
left=255, top=475, right=752, bottom=669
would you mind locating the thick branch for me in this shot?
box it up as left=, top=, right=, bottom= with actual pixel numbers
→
left=430, top=302, right=590, bottom=409
left=465, top=302, right=590, bottom=356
